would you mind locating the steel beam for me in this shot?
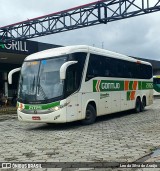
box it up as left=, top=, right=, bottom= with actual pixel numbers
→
left=0, top=0, right=160, bottom=43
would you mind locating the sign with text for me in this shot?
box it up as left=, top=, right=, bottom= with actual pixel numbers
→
left=0, top=39, right=38, bottom=55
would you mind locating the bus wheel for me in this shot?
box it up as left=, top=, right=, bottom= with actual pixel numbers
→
left=141, top=97, right=146, bottom=112
left=135, top=98, right=141, bottom=113
left=81, top=104, right=96, bottom=125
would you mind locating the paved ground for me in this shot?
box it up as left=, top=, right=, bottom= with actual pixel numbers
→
left=0, top=98, right=160, bottom=171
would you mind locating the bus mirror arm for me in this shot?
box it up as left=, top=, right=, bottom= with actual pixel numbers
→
left=60, top=61, right=78, bottom=80
left=8, top=67, right=21, bottom=84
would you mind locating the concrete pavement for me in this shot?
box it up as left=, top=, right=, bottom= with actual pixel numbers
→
left=0, top=99, right=160, bottom=170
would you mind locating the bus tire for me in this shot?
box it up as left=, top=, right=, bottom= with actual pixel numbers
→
left=81, top=104, right=96, bottom=125
left=141, top=97, right=146, bottom=112
left=135, top=97, right=141, bottom=113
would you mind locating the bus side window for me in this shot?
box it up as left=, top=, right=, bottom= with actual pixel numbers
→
left=65, top=65, right=78, bottom=96
left=86, top=55, right=97, bottom=81
left=107, top=58, right=116, bottom=77
left=104, top=58, right=112, bottom=77
left=86, top=54, right=104, bottom=81
left=121, top=61, right=132, bottom=78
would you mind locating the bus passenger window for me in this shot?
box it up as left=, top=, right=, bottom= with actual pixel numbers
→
left=86, top=54, right=102, bottom=81
left=65, top=65, right=78, bottom=96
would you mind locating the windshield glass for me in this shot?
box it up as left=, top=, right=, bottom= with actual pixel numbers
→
left=154, top=78, right=160, bottom=85
left=18, top=56, right=67, bottom=103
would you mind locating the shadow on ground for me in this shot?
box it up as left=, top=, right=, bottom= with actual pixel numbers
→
left=27, top=108, right=149, bottom=131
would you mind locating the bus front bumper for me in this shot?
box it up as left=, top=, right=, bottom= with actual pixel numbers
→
left=17, top=108, right=67, bottom=123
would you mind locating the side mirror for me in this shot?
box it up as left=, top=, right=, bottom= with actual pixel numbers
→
left=8, top=67, right=21, bottom=84
left=60, top=61, right=78, bottom=80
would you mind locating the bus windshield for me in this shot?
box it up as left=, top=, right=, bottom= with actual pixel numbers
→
left=18, top=56, right=67, bottom=103
left=153, top=77, right=160, bottom=84
left=153, top=76, right=160, bottom=93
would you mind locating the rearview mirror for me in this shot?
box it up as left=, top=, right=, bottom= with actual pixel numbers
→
left=60, top=61, right=78, bottom=80
left=8, top=67, right=21, bottom=84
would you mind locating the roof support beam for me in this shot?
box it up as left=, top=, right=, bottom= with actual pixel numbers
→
left=0, top=0, right=160, bottom=43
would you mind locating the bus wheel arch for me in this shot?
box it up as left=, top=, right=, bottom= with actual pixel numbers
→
left=135, top=96, right=141, bottom=113
left=81, top=101, right=97, bottom=125
left=141, top=96, right=146, bottom=112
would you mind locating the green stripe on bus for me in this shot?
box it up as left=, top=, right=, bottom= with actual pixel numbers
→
left=20, top=101, right=60, bottom=110
left=141, top=82, right=153, bottom=90
left=129, top=81, right=133, bottom=90
left=138, top=82, right=142, bottom=90
left=154, top=84, right=160, bottom=93
left=93, top=80, right=98, bottom=92
left=127, top=92, right=131, bottom=101
left=93, top=80, right=153, bottom=92
left=93, top=80, right=124, bottom=92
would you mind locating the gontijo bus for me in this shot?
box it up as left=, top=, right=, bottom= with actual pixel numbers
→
left=153, top=75, right=160, bottom=96
left=8, top=45, right=153, bottom=124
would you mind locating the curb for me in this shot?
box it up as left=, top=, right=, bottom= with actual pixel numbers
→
left=0, top=107, right=17, bottom=115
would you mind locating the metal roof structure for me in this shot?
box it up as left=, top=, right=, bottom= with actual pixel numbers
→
left=0, top=0, right=160, bottom=43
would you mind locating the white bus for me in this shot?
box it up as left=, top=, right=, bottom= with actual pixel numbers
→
left=153, top=75, right=160, bottom=96
left=8, top=45, right=153, bottom=124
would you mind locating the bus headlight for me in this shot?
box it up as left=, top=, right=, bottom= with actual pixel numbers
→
left=51, top=102, right=69, bottom=112
left=54, top=106, right=59, bottom=111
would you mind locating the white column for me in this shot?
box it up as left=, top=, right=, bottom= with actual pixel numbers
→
left=3, top=72, right=8, bottom=97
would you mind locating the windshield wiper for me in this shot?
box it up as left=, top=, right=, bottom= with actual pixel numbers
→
left=32, top=76, right=35, bottom=92
left=37, top=77, right=48, bottom=100
left=38, top=84, right=48, bottom=100
left=18, top=76, right=29, bottom=102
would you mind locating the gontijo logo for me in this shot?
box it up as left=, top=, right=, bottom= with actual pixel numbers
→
left=0, top=41, right=28, bottom=52
left=93, top=80, right=124, bottom=92
left=93, top=80, right=153, bottom=100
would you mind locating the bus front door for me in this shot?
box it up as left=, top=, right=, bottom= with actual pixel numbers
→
left=66, top=94, right=79, bottom=122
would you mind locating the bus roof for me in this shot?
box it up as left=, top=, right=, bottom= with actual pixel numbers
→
left=25, top=45, right=151, bottom=66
